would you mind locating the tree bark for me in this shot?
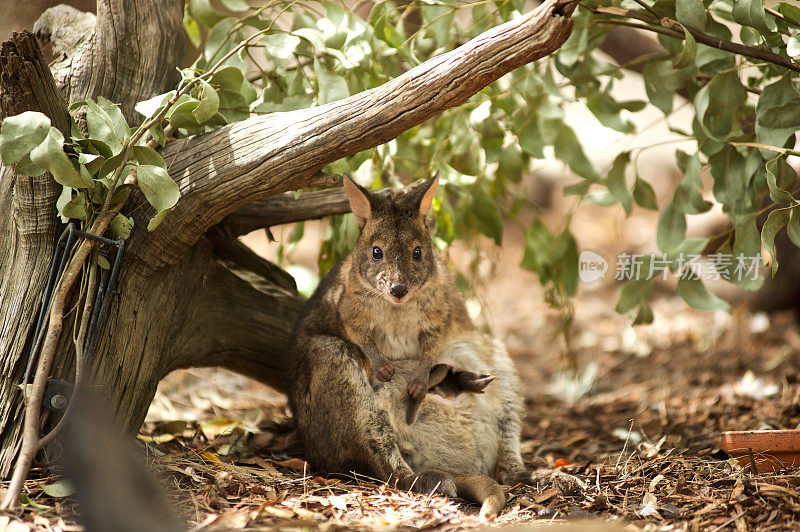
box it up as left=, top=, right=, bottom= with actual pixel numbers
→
left=0, top=0, right=577, bottom=479
left=0, top=31, right=71, bottom=478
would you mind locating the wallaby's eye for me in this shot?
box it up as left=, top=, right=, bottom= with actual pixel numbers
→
left=412, top=246, right=422, bottom=261
left=372, top=246, right=383, bottom=261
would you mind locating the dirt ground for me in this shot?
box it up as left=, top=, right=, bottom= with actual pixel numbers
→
left=5, top=175, right=800, bottom=531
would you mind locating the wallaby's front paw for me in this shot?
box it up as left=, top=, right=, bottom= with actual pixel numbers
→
left=407, top=377, right=427, bottom=400
left=373, top=359, right=395, bottom=382
left=523, top=469, right=586, bottom=495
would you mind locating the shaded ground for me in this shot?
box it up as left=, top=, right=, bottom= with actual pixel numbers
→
left=4, top=183, right=800, bottom=531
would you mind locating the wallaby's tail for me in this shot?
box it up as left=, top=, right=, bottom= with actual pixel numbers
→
left=451, top=473, right=506, bottom=519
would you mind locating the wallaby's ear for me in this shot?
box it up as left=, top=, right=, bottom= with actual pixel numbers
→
left=343, top=175, right=373, bottom=226
left=417, top=170, right=440, bottom=218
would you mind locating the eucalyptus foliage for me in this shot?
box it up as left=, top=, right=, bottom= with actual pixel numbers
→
left=2, top=0, right=799, bottom=323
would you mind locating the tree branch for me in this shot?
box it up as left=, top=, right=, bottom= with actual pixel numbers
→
left=219, top=189, right=350, bottom=236
left=590, top=5, right=800, bottom=73
left=217, top=186, right=403, bottom=237
left=132, top=0, right=578, bottom=272
left=168, top=254, right=304, bottom=393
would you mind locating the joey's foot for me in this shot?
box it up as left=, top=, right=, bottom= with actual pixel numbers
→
left=373, top=359, right=395, bottom=382
left=456, top=371, right=495, bottom=393
left=518, top=469, right=586, bottom=495
left=407, top=471, right=457, bottom=498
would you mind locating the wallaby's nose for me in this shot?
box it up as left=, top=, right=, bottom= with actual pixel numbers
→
left=390, top=284, right=408, bottom=299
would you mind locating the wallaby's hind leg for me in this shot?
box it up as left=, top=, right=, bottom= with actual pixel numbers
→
left=452, top=474, right=506, bottom=519
left=494, top=407, right=528, bottom=485
left=493, top=404, right=585, bottom=493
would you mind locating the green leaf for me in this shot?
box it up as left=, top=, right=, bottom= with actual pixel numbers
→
left=732, top=0, right=776, bottom=33
left=132, top=146, right=167, bottom=169
left=643, top=60, right=685, bottom=114
left=136, top=164, right=180, bottom=231
left=85, top=99, right=126, bottom=154
left=183, top=10, right=202, bottom=48
left=0, top=111, right=51, bottom=165
left=149, top=122, right=166, bottom=147
left=110, top=213, right=134, bottom=239
left=761, top=207, right=791, bottom=275
left=293, top=27, right=326, bottom=50
left=657, top=202, right=686, bottom=253
left=677, top=276, right=730, bottom=312
left=586, top=90, right=635, bottom=134
left=14, top=153, right=45, bottom=176
left=633, top=177, right=658, bottom=210
left=96, top=255, right=111, bottom=270
left=673, top=25, right=697, bottom=68
left=193, top=79, right=220, bottom=123
left=633, top=301, right=654, bottom=325
left=189, top=0, right=225, bottom=26
left=765, top=154, right=797, bottom=204
left=56, top=185, right=72, bottom=222
left=211, top=67, right=245, bottom=90
left=673, top=152, right=712, bottom=214
left=41, top=479, right=75, bottom=498
left=29, top=127, right=93, bottom=188
left=606, top=152, right=632, bottom=214
left=472, top=186, right=503, bottom=245
left=220, top=0, right=249, bottom=11
left=135, top=92, right=172, bottom=119
left=616, top=279, right=652, bottom=314
left=676, top=0, right=707, bottom=30
left=521, top=219, right=552, bottom=275
left=788, top=35, right=800, bottom=57
left=779, top=2, right=800, bottom=25
left=756, top=75, right=800, bottom=129
left=551, top=121, right=600, bottom=181
left=695, top=71, right=746, bottom=140
left=756, top=74, right=800, bottom=151
left=263, top=33, right=301, bottom=60
left=166, top=98, right=201, bottom=129
left=314, top=60, right=349, bottom=105
left=61, top=191, right=88, bottom=220
left=788, top=206, right=800, bottom=248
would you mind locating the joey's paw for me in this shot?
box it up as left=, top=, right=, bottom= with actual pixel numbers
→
left=374, top=359, right=395, bottom=382
left=525, top=468, right=586, bottom=495
left=457, top=371, right=496, bottom=393
left=409, top=471, right=457, bottom=498
left=407, top=377, right=427, bottom=400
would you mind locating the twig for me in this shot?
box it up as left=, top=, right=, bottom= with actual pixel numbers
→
left=586, top=4, right=800, bottom=73
left=34, top=261, right=98, bottom=452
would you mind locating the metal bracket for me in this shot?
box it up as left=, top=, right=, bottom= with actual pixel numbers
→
left=43, top=379, right=74, bottom=412
left=22, top=222, right=126, bottom=411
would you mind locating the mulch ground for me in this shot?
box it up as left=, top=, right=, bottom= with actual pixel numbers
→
left=4, top=295, right=800, bottom=531
left=4, top=196, right=800, bottom=530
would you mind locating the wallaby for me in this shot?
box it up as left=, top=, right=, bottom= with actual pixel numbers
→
left=287, top=175, right=583, bottom=517
left=335, top=172, right=485, bottom=420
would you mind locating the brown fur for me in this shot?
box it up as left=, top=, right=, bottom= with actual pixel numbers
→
left=286, top=176, right=581, bottom=516
left=338, top=173, right=471, bottom=417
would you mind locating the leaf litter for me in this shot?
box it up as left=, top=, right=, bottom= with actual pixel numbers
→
left=5, top=207, right=800, bottom=530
